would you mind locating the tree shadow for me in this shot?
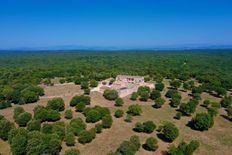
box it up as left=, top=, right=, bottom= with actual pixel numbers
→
left=156, top=133, right=173, bottom=143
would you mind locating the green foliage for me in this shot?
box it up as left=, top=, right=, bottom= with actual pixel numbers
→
left=34, top=106, right=60, bottom=122
left=139, top=91, right=150, bottom=101
left=103, top=89, right=119, bottom=100
left=227, top=106, right=232, bottom=121
left=143, top=137, right=158, bottom=151
left=102, top=114, right=113, bottom=128
left=11, top=134, right=28, bottom=155
left=47, top=97, right=65, bottom=111
left=203, top=99, right=210, bottom=108
left=116, top=135, right=140, bottom=155
left=75, top=102, right=86, bottom=112
left=86, top=109, right=101, bottom=123
left=179, top=100, right=197, bottom=116
left=159, top=122, right=179, bottom=142
left=170, top=97, right=181, bottom=108
left=90, top=79, right=98, bottom=87
left=221, top=96, right=232, bottom=108
left=134, top=121, right=156, bottom=133
left=65, top=109, right=73, bottom=119
left=21, top=90, right=39, bottom=103
left=70, top=118, right=86, bottom=136
left=95, top=123, right=103, bottom=133
left=210, top=102, right=221, bottom=109
left=125, top=114, right=133, bottom=123
left=70, top=95, right=91, bottom=106
left=153, top=97, right=165, bottom=108
left=59, top=78, right=66, bottom=84
left=114, top=109, right=124, bottom=118
left=15, top=112, right=32, bottom=127
left=137, top=86, right=151, bottom=96
left=168, top=140, right=200, bottom=155
left=191, top=112, right=214, bottom=131
left=165, top=90, right=180, bottom=99
left=78, top=128, right=96, bottom=144
left=130, top=92, right=138, bottom=101
left=127, top=104, right=142, bottom=116
left=64, top=148, right=80, bottom=155
left=115, top=98, right=124, bottom=107
left=65, top=131, right=75, bottom=146
left=42, top=122, right=65, bottom=140
left=0, top=117, right=15, bottom=140
left=170, top=80, right=181, bottom=89
left=175, top=112, right=182, bottom=120
left=150, top=89, right=161, bottom=100
left=80, top=81, right=89, bottom=89
left=207, top=107, right=218, bottom=117
left=84, top=88, right=90, bottom=95
left=13, top=107, right=25, bottom=119
left=155, top=82, right=165, bottom=91
left=27, top=119, right=41, bottom=131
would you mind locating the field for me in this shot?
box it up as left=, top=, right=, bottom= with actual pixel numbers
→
left=1, top=79, right=231, bottom=155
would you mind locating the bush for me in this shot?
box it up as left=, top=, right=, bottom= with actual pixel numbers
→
left=170, top=80, right=181, bottom=89
left=13, top=107, right=25, bottom=119
left=221, top=96, right=232, bottom=108
left=153, top=97, right=165, bottom=108
left=65, top=131, right=75, bottom=146
left=130, top=92, right=138, bottom=101
left=165, top=90, right=180, bottom=98
left=21, top=90, right=39, bottom=103
left=137, top=86, right=151, bottom=96
left=134, top=122, right=144, bottom=132
left=90, top=79, right=98, bottom=87
left=179, top=101, right=197, bottom=116
left=65, top=109, right=73, bottom=119
left=75, top=102, right=86, bottom=112
left=210, top=102, right=221, bottom=109
left=84, top=88, right=90, bottom=95
left=103, top=89, right=119, bottom=100
left=115, top=98, right=124, bottom=106
left=59, top=78, right=66, bottom=84
left=207, top=107, right=218, bottom=117
left=64, top=148, right=80, bottom=155
left=102, top=114, right=113, bottom=128
left=175, top=112, right=182, bottom=120
left=46, top=109, right=61, bottom=122
left=0, top=118, right=15, bottom=140
left=95, top=123, right=103, bottom=133
left=203, top=99, right=210, bottom=108
left=0, top=100, right=11, bottom=109
left=130, top=135, right=141, bottom=151
left=78, top=129, right=96, bottom=144
left=70, top=118, right=86, bottom=136
left=34, top=106, right=60, bottom=122
left=114, top=109, right=124, bottom=118
left=27, top=119, right=41, bottom=131
left=116, top=135, right=140, bottom=155
left=227, top=106, right=232, bottom=121
left=81, top=81, right=89, bottom=89
left=150, top=89, right=161, bottom=100
left=155, top=83, right=164, bottom=91
left=191, top=113, right=214, bottom=131
left=139, top=91, right=150, bottom=101
left=143, top=121, right=156, bottom=133
left=127, top=104, right=142, bottom=116
left=70, top=95, right=91, bottom=106
left=168, top=140, right=200, bottom=155
left=143, top=137, right=158, bottom=151
left=159, top=122, right=179, bottom=142
left=16, top=112, right=32, bottom=127
left=124, top=114, right=133, bottom=123
left=86, top=109, right=101, bottom=123
left=47, top=98, right=65, bottom=111
left=11, top=134, right=27, bottom=155
left=170, top=97, right=181, bottom=108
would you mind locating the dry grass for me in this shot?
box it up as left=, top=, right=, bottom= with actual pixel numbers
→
left=1, top=82, right=232, bottom=155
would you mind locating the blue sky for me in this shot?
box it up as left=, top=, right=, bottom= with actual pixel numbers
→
left=0, top=0, right=232, bottom=49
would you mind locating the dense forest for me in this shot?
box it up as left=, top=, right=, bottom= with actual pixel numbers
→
left=0, top=50, right=232, bottom=109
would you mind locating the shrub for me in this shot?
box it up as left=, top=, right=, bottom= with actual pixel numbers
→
left=11, top=134, right=28, bottom=155
left=8, top=128, right=28, bottom=144
left=221, top=96, right=232, bottom=108
left=210, top=102, right=221, bottom=109
left=170, top=80, right=181, bottom=89
left=13, top=107, right=25, bottom=119
left=78, top=129, right=96, bottom=144
left=95, top=123, right=103, bottom=133
left=64, top=148, right=80, bottom=155
left=179, top=101, right=197, bottom=116
left=227, top=106, right=232, bottom=121
left=159, top=122, right=179, bottom=142
left=175, top=112, right=182, bottom=120
left=203, top=99, right=210, bottom=108
left=115, top=98, right=124, bottom=106
left=70, top=118, right=86, bottom=136
left=130, top=92, right=138, bottom=101
left=124, top=114, right=133, bottom=123
left=116, top=135, right=140, bottom=155
left=27, top=119, right=41, bottom=131
left=127, top=104, right=142, bottom=116
left=81, top=81, right=89, bottom=89
left=46, top=109, right=61, bottom=122
left=21, top=90, right=39, bottom=103
left=65, top=109, right=73, bottom=119
left=137, top=86, right=151, bottom=96
left=0, top=100, right=11, bottom=109
left=168, top=140, right=200, bottom=155
left=59, top=78, right=66, bottom=84
left=207, top=107, right=218, bottom=117
left=103, top=89, right=119, bottom=100
left=144, top=137, right=158, bottom=151
left=130, top=135, right=141, bottom=151
left=90, top=79, right=98, bottom=87
left=65, top=131, right=75, bottom=146
left=134, top=122, right=144, bottom=132
left=139, top=91, right=150, bottom=101
left=191, top=112, right=214, bottom=131
left=70, top=95, right=91, bottom=106
left=114, top=109, right=124, bottom=118
left=102, top=114, right=113, bottom=128
left=16, top=112, right=32, bottom=127
left=150, top=89, right=161, bottom=100
left=155, top=83, right=164, bottom=91
left=75, top=102, right=86, bottom=112
left=0, top=118, right=15, bottom=140
left=34, top=106, right=60, bottom=122
left=153, top=97, right=165, bottom=108
left=84, top=88, right=90, bottom=95
left=143, top=121, right=156, bottom=133
left=165, top=90, right=180, bottom=98
left=170, top=97, right=181, bottom=108
left=47, top=98, right=65, bottom=111
left=86, top=109, right=101, bottom=123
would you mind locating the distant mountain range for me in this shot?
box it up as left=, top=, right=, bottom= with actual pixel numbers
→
left=1, top=44, right=232, bottom=51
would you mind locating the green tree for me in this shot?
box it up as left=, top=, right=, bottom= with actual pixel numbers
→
left=70, top=95, right=91, bottom=106
left=114, top=109, right=124, bottom=118
left=11, top=134, right=28, bottom=155
left=153, top=97, right=165, bottom=108
left=65, top=131, right=75, bottom=146
left=159, top=122, right=179, bottom=142
left=21, top=90, right=39, bottom=103
left=27, top=119, right=41, bottom=131
left=179, top=101, right=197, bottom=116
left=70, top=118, right=86, bottom=136
left=65, top=109, right=73, bottom=119
left=150, top=89, right=161, bottom=100
left=170, top=80, right=181, bottom=89
left=139, top=91, right=150, bottom=101
left=115, top=98, right=124, bottom=106
left=155, top=82, right=165, bottom=91
left=0, top=118, right=15, bottom=140
left=75, top=102, right=86, bottom=112
left=191, top=113, right=214, bottom=131
left=16, top=112, right=32, bottom=127
left=13, top=107, right=25, bottom=119
left=130, top=92, right=138, bottom=101
left=143, top=137, right=158, bottom=151
left=64, top=148, right=80, bottom=155
left=86, top=109, right=101, bottom=123
left=103, top=89, right=119, bottom=100
left=221, top=96, right=232, bottom=108
left=227, top=106, right=232, bottom=121
left=102, top=114, right=113, bottom=128
left=143, top=121, right=156, bottom=133
left=81, top=81, right=89, bottom=89
left=47, top=97, right=65, bottom=111
left=90, top=79, right=98, bottom=87
left=127, top=104, right=142, bottom=116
